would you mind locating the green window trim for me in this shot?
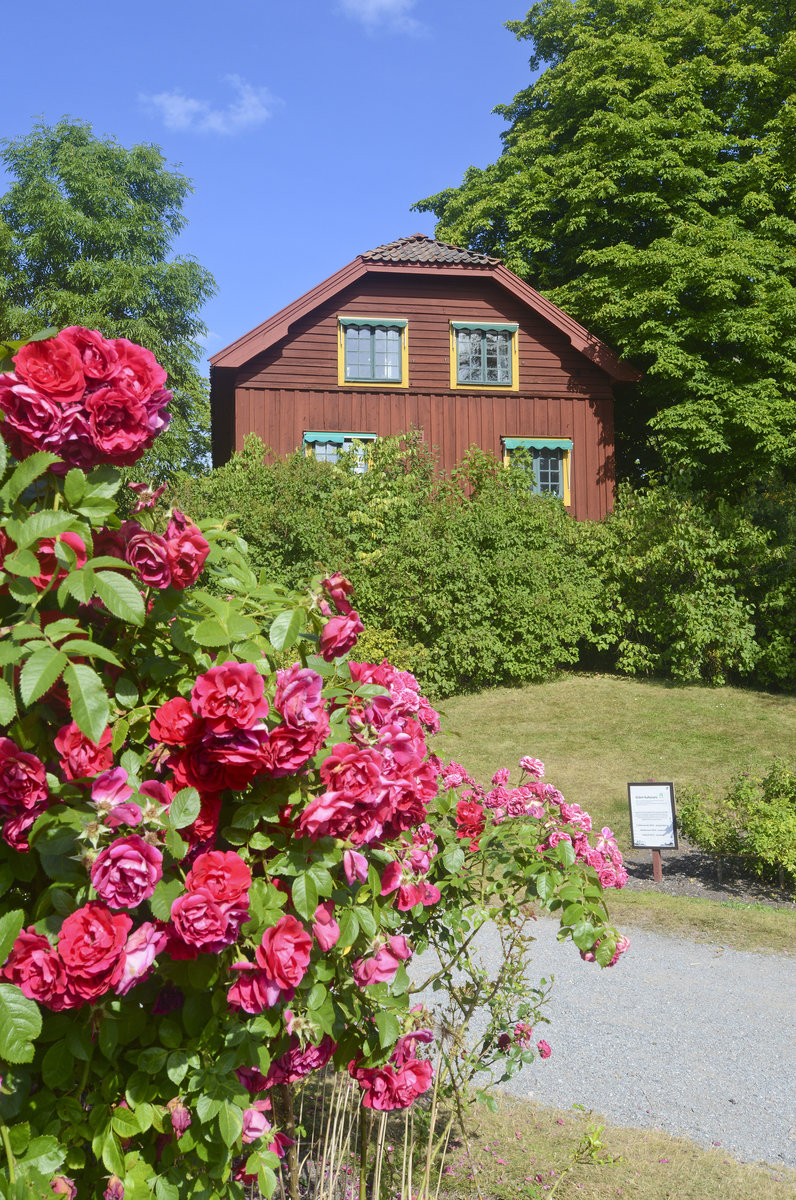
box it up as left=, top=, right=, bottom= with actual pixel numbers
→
left=303, top=432, right=376, bottom=445
left=502, top=437, right=572, bottom=505
left=339, top=316, right=408, bottom=329
left=503, top=437, right=573, bottom=451
left=451, top=320, right=518, bottom=333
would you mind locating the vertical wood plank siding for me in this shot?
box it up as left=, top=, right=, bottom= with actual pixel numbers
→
left=225, top=273, right=618, bottom=520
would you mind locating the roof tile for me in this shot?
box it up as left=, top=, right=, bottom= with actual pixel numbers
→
left=362, top=233, right=501, bottom=267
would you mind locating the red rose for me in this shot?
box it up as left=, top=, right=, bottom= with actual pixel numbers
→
left=319, top=610, right=364, bottom=661
left=0, top=379, right=62, bottom=456
left=456, top=799, right=485, bottom=850
left=185, top=850, right=251, bottom=904
left=259, top=716, right=329, bottom=777
left=3, top=803, right=49, bottom=853
left=191, top=663, right=269, bottom=733
left=173, top=728, right=270, bottom=793
left=227, top=963, right=282, bottom=1013
left=0, top=529, right=16, bottom=569
left=54, top=722, right=113, bottom=780
left=90, top=835, right=163, bottom=909
left=125, top=528, right=171, bottom=589
left=256, top=916, right=312, bottom=990
left=150, top=697, right=202, bottom=746
left=112, top=338, right=168, bottom=398
left=61, top=327, right=120, bottom=381
left=92, top=526, right=127, bottom=561
left=58, top=902, right=131, bottom=1002
left=0, top=737, right=48, bottom=813
left=84, top=386, right=150, bottom=465
left=171, top=888, right=240, bottom=953
left=0, top=928, right=71, bottom=1009
left=31, top=532, right=87, bottom=591
left=13, top=334, right=85, bottom=403
left=312, top=901, right=340, bottom=951
left=182, top=793, right=223, bottom=847
left=50, top=404, right=97, bottom=470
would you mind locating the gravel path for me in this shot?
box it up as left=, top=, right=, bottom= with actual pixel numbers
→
left=414, top=918, right=796, bottom=1169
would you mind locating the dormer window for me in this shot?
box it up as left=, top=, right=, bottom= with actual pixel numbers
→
left=338, top=317, right=408, bottom=387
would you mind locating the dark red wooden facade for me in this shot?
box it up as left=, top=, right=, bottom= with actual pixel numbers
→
left=210, top=237, right=638, bottom=520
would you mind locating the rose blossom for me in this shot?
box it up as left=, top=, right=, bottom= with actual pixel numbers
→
left=186, top=850, right=251, bottom=905
left=150, top=697, right=202, bottom=746
left=54, top=722, right=113, bottom=780
left=520, top=756, right=545, bottom=779
left=165, top=510, right=209, bottom=588
left=62, top=326, right=120, bottom=381
left=116, top=922, right=168, bottom=995
left=125, top=528, right=171, bottom=588
left=322, top=572, right=354, bottom=614
left=312, top=901, right=340, bottom=951
left=171, top=888, right=240, bottom=954
left=0, top=928, right=70, bottom=1008
left=274, top=664, right=324, bottom=726
left=51, top=1176, right=78, bottom=1197
left=537, top=1040, right=552, bottom=1059
left=191, top=663, right=269, bottom=733
left=104, top=1176, right=124, bottom=1200
left=227, top=963, right=283, bottom=1013
left=242, top=1102, right=272, bottom=1143
left=256, top=916, right=312, bottom=991
left=13, top=334, right=85, bottom=402
left=84, top=385, right=151, bottom=465
left=112, top=338, right=167, bottom=397
left=260, top=716, right=329, bottom=777
left=58, top=902, right=131, bottom=1002
left=352, top=935, right=411, bottom=987
left=91, top=835, right=163, bottom=909
left=31, top=532, right=87, bottom=591
left=343, top=849, right=368, bottom=885
left=167, top=1098, right=192, bottom=1135
left=319, top=610, right=364, bottom=661
left=0, top=738, right=48, bottom=813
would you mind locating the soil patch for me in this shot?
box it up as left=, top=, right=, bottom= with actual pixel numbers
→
left=622, top=839, right=794, bottom=909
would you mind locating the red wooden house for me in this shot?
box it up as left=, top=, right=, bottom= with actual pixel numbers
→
left=209, top=234, right=638, bottom=520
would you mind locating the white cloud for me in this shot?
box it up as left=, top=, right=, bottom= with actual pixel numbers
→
left=338, top=0, right=423, bottom=35
left=141, top=75, right=277, bottom=135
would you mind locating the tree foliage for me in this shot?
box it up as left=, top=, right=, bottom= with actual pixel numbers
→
left=414, top=0, right=796, bottom=488
left=0, top=119, right=216, bottom=481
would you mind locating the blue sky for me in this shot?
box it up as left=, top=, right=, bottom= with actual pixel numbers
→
left=3, top=0, right=539, bottom=367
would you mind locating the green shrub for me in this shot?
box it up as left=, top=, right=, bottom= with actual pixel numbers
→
left=585, top=484, right=767, bottom=684
left=679, top=760, right=796, bottom=887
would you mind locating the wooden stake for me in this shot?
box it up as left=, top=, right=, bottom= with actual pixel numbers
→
left=652, top=849, right=662, bottom=883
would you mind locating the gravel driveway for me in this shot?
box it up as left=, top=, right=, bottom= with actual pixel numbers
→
left=414, top=918, right=796, bottom=1169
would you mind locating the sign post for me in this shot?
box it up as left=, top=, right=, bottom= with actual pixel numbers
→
left=627, top=782, right=677, bottom=882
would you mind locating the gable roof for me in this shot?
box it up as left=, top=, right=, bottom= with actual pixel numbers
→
left=210, top=234, right=640, bottom=382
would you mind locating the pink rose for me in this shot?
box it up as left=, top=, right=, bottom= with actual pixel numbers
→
left=319, top=610, right=364, bottom=661
left=520, top=756, right=545, bottom=779
left=0, top=379, right=61, bottom=457
left=171, top=888, right=241, bottom=954
left=125, top=528, right=171, bottom=588
left=185, top=850, right=251, bottom=905
left=256, top=916, right=312, bottom=990
left=191, top=663, right=269, bottom=733
left=58, top=902, right=131, bottom=1003
left=322, top=572, right=354, bottom=614
left=274, top=665, right=324, bottom=727
left=91, top=835, right=163, bottom=909
left=537, top=1039, right=552, bottom=1059
left=352, top=935, right=411, bottom=987
left=343, top=849, right=368, bottom=885
left=91, top=767, right=134, bottom=809
left=167, top=1097, right=192, bottom=1136
left=265, top=1035, right=336, bottom=1085
left=150, top=697, right=202, bottom=746
left=165, top=511, right=209, bottom=588
left=54, top=722, right=113, bottom=780
left=312, top=901, right=340, bottom=951
left=31, top=531, right=87, bottom=591
left=62, top=326, right=120, bottom=381
left=227, top=963, right=282, bottom=1013
left=84, top=386, right=151, bottom=465
left=51, top=1176, right=78, bottom=1198
left=116, top=922, right=168, bottom=995
left=171, top=727, right=270, bottom=793
left=13, top=334, right=85, bottom=402
left=242, top=1102, right=271, bottom=1144
left=2, top=804, right=48, bottom=853
left=260, top=717, right=329, bottom=777
left=0, top=738, right=48, bottom=813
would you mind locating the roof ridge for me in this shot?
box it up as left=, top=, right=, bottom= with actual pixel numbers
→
left=362, top=233, right=502, bottom=267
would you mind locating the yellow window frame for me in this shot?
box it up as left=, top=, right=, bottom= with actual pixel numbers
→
left=450, top=321, right=519, bottom=391
left=337, top=317, right=409, bottom=389
left=502, top=438, right=572, bottom=506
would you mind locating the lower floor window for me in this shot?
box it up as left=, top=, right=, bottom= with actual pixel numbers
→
left=303, top=432, right=377, bottom=473
left=502, top=437, right=572, bottom=504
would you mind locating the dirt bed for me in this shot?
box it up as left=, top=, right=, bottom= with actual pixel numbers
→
left=622, top=840, right=794, bottom=909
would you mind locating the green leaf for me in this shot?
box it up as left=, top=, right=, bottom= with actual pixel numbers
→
left=63, top=661, right=109, bottom=744
left=561, top=902, right=584, bottom=927
left=58, top=567, right=96, bottom=606
left=111, top=718, right=129, bottom=755
left=114, top=677, right=139, bottom=707
left=0, top=452, right=61, bottom=504
left=18, top=1134, right=64, bottom=1177
left=150, top=879, right=185, bottom=922
left=63, top=469, right=87, bottom=507
left=375, top=1009, right=400, bottom=1050
left=0, top=984, right=41, bottom=1063
left=217, top=1101, right=243, bottom=1148
left=192, top=619, right=230, bottom=647
left=0, top=910, right=24, bottom=965
left=101, top=1128, right=125, bottom=1176
left=155, top=1179, right=180, bottom=1200
left=168, top=787, right=201, bottom=829
left=441, top=846, right=465, bottom=873
left=111, top=1106, right=140, bottom=1138
left=165, top=828, right=188, bottom=860
left=94, top=570, right=145, bottom=626
left=269, top=608, right=305, bottom=652
left=291, top=872, right=318, bottom=922
left=0, top=679, right=16, bottom=726
left=2, top=550, right=41, bottom=577
left=19, top=648, right=68, bottom=707
left=59, top=639, right=122, bottom=668
left=5, top=511, right=76, bottom=551
left=336, top=908, right=359, bottom=948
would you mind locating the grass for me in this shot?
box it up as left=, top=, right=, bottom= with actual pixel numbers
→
left=433, top=674, right=796, bottom=952
left=429, top=1093, right=796, bottom=1200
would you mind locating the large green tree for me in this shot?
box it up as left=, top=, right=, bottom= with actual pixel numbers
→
left=0, top=118, right=216, bottom=481
left=415, top=0, right=796, bottom=489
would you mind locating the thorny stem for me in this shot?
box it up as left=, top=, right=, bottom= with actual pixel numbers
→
left=1, top=1124, right=16, bottom=1184
left=279, top=1084, right=300, bottom=1200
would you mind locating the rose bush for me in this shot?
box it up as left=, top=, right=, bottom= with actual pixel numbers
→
left=0, top=329, right=627, bottom=1200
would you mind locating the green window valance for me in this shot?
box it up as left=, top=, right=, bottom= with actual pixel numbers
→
left=338, top=316, right=408, bottom=329
left=451, top=321, right=518, bottom=333
left=503, top=437, right=573, bottom=451
left=303, top=432, right=346, bottom=445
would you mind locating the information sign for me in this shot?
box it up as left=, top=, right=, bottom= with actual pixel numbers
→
left=627, top=782, right=678, bottom=849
